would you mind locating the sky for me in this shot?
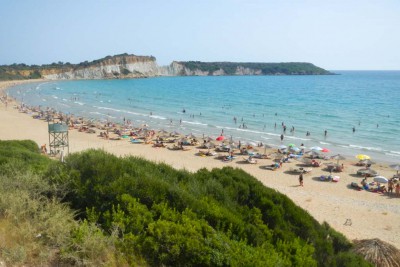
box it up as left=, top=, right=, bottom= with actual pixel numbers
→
left=0, top=0, right=399, bottom=70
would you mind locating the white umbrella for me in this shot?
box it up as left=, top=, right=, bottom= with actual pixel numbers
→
left=278, top=145, right=287, bottom=149
left=310, top=146, right=323, bottom=151
left=246, top=141, right=257, bottom=147
left=373, top=176, right=388, bottom=184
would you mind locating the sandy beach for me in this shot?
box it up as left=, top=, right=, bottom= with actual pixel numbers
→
left=1, top=80, right=399, bottom=249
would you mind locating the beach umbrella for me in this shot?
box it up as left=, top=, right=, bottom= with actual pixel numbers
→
left=310, top=146, right=323, bottom=151
left=158, top=129, right=169, bottom=135
left=180, top=137, right=189, bottom=143
left=360, top=159, right=375, bottom=165
left=321, top=148, right=330, bottom=153
left=227, top=143, right=236, bottom=150
left=186, top=133, right=197, bottom=139
left=263, top=144, right=272, bottom=154
left=171, top=131, right=181, bottom=136
left=289, top=146, right=300, bottom=152
left=216, top=135, right=225, bottom=141
left=373, top=176, right=389, bottom=184
left=287, top=143, right=296, bottom=147
left=204, top=136, right=214, bottom=142
left=271, top=153, right=284, bottom=160
left=205, top=142, right=216, bottom=149
left=353, top=238, right=400, bottom=267
left=356, top=154, right=370, bottom=160
left=278, top=144, right=287, bottom=150
left=357, top=168, right=378, bottom=176
left=331, top=154, right=346, bottom=165
left=297, top=157, right=312, bottom=164
left=389, top=164, right=400, bottom=175
left=246, top=141, right=257, bottom=147
left=309, top=150, right=320, bottom=157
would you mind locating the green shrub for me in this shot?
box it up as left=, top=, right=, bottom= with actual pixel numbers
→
left=57, top=149, right=368, bottom=266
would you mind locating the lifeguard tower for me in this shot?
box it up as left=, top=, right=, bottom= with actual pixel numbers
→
left=48, top=121, right=69, bottom=156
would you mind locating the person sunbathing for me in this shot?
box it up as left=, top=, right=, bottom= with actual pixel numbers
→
left=311, top=160, right=321, bottom=167
left=153, top=142, right=165, bottom=148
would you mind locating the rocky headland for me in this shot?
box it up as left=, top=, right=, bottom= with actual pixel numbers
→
left=0, top=53, right=332, bottom=80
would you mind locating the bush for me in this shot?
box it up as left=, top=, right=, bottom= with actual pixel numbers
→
left=57, top=149, right=368, bottom=266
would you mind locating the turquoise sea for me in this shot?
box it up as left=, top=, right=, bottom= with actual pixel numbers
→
left=7, top=71, right=400, bottom=163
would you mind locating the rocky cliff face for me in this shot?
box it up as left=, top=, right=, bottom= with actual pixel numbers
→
left=42, top=58, right=231, bottom=80
left=43, top=55, right=161, bottom=80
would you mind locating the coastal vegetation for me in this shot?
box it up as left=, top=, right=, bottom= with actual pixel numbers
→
left=0, top=140, right=370, bottom=266
left=178, top=61, right=332, bottom=75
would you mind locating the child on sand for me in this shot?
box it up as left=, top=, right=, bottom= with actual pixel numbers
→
left=299, top=173, right=304, bottom=187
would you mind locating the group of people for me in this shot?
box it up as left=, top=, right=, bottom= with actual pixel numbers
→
left=388, top=178, right=400, bottom=196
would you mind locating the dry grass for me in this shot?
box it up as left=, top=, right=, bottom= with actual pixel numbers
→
left=0, top=166, right=130, bottom=266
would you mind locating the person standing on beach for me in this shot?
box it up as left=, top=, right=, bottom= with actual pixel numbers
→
left=388, top=180, right=394, bottom=195
left=280, top=134, right=284, bottom=142
left=299, top=173, right=304, bottom=187
left=395, top=183, right=400, bottom=197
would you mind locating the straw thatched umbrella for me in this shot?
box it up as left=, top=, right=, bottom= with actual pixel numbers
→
left=186, top=133, right=197, bottom=139
left=353, top=238, right=400, bottom=267
left=263, top=144, right=272, bottom=155
left=361, top=159, right=375, bottom=166
left=297, top=157, right=312, bottom=165
left=357, top=168, right=378, bottom=176
left=331, top=154, right=346, bottom=165
left=389, top=164, right=400, bottom=175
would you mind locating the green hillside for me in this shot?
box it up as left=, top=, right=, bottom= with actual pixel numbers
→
left=178, top=61, right=332, bottom=75
left=0, top=141, right=369, bottom=266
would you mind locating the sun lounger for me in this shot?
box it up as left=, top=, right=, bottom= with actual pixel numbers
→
left=222, top=155, right=236, bottom=162
left=264, top=164, right=280, bottom=171
left=168, top=145, right=182, bottom=150
left=130, top=139, right=144, bottom=144
left=153, top=143, right=166, bottom=148
left=290, top=167, right=312, bottom=174
left=243, top=157, right=257, bottom=164
left=198, top=150, right=217, bottom=156
left=253, top=153, right=270, bottom=159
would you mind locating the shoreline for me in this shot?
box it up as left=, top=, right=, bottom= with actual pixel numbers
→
left=1, top=79, right=400, bottom=249
left=7, top=77, right=400, bottom=165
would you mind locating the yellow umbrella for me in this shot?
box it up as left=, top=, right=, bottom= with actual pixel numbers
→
left=356, top=154, right=370, bottom=160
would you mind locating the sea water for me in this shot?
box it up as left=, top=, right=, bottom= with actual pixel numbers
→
left=7, top=71, right=400, bottom=163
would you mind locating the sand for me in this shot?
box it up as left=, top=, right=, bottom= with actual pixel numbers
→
left=1, top=80, right=399, bottom=249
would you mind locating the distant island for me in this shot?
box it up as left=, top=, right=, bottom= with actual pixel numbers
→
left=0, top=53, right=332, bottom=81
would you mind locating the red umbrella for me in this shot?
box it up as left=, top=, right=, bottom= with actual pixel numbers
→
left=321, top=148, right=330, bottom=153
left=216, top=135, right=225, bottom=141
